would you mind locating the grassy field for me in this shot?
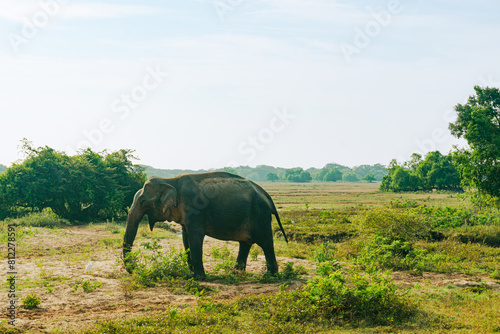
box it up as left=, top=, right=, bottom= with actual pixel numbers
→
left=1, top=182, right=500, bottom=333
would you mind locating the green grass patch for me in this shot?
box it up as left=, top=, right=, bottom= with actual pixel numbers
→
left=280, top=209, right=358, bottom=243
left=3, top=208, right=70, bottom=228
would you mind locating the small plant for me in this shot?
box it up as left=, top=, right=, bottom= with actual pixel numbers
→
left=250, top=247, right=260, bottom=261
left=21, top=293, right=41, bottom=309
left=72, top=278, right=102, bottom=293
left=210, top=245, right=237, bottom=276
left=280, top=261, right=299, bottom=279
left=313, top=242, right=341, bottom=275
left=491, top=269, right=500, bottom=280
left=183, top=278, right=212, bottom=297
left=81, top=279, right=102, bottom=293
left=44, top=283, right=55, bottom=293
left=312, top=242, right=336, bottom=264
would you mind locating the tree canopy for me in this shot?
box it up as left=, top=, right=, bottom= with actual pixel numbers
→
left=449, top=86, right=500, bottom=198
left=380, top=151, right=462, bottom=192
left=0, top=142, right=146, bottom=221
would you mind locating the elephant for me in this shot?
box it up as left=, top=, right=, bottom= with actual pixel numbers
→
left=122, top=171, right=288, bottom=278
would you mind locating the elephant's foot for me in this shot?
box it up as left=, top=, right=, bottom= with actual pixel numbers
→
left=235, top=263, right=246, bottom=271
left=192, top=270, right=206, bottom=280
left=265, top=261, right=279, bottom=275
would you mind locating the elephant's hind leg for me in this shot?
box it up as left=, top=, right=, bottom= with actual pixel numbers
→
left=236, top=241, right=252, bottom=271
left=253, top=229, right=279, bottom=274
left=260, top=242, right=279, bottom=274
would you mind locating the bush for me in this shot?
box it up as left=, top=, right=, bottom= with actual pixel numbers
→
left=357, top=236, right=427, bottom=272
left=126, top=240, right=191, bottom=287
left=210, top=245, right=236, bottom=275
left=312, top=242, right=337, bottom=263
left=301, top=269, right=414, bottom=324
left=240, top=267, right=416, bottom=326
left=21, top=293, right=41, bottom=309
left=0, top=142, right=146, bottom=221
left=360, top=207, right=431, bottom=241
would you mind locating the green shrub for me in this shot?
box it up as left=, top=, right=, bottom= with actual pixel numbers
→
left=360, top=207, right=431, bottom=241
left=183, top=278, right=212, bottom=297
left=21, top=293, right=41, bottom=309
left=80, top=279, right=102, bottom=293
left=241, top=268, right=416, bottom=326
left=447, top=225, right=500, bottom=247
left=127, top=240, right=191, bottom=287
left=357, top=236, right=427, bottom=272
left=250, top=247, right=259, bottom=261
left=312, top=242, right=337, bottom=263
left=210, top=245, right=241, bottom=281
left=302, top=269, right=414, bottom=324
left=415, top=205, right=500, bottom=229
left=491, top=269, right=500, bottom=280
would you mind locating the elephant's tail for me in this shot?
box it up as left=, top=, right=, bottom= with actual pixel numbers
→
left=273, top=209, right=289, bottom=243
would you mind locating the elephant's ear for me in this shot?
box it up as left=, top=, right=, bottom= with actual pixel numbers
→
left=160, top=184, right=177, bottom=213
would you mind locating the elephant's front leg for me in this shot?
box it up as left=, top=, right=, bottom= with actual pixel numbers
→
left=185, top=222, right=206, bottom=279
left=236, top=242, right=252, bottom=271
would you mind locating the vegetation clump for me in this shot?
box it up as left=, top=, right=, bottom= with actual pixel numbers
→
left=125, top=240, right=191, bottom=286
left=0, top=140, right=146, bottom=221
left=21, top=293, right=41, bottom=309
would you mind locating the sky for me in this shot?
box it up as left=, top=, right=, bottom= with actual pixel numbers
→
left=0, top=0, right=498, bottom=170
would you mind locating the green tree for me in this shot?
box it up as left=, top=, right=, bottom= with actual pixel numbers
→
left=362, top=174, right=376, bottom=183
left=316, top=167, right=330, bottom=181
left=416, top=151, right=461, bottom=191
left=342, top=173, right=360, bottom=182
left=0, top=141, right=146, bottom=221
left=380, top=152, right=461, bottom=192
left=449, top=86, right=500, bottom=198
left=223, top=167, right=238, bottom=175
left=285, top=168, right=311, bottom=182
left=265, top=172, right=279, bottom=182
left=324, top=168, right=342, bottom=182
left=299, top=171, right=312, bottom=183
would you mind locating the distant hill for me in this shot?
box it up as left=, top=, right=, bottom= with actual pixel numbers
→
left=143, top=163, right=387, bottom=183
left=0, top=164, right=6, bottom=173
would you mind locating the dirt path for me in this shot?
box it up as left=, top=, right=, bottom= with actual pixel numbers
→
left=2, top=224, right=499, bottom=333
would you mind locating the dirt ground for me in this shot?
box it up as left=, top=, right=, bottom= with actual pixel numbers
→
left=2, top=224, right=499, bottom=333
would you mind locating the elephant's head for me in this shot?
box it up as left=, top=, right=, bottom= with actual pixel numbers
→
left=122, top=178, right=177, bottom=271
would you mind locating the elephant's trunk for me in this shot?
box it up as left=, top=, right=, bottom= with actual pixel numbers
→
left=122, top=202, right=144, bottom=273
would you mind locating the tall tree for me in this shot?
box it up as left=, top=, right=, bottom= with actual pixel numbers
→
left=449, top=86, right=500, bottom=198
left=265, top=172, right=279, bottom=182
left=324, top=168, right=342, bottom=182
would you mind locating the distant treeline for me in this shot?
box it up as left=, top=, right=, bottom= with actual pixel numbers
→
left=144, top=163, right=388, bottom=183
